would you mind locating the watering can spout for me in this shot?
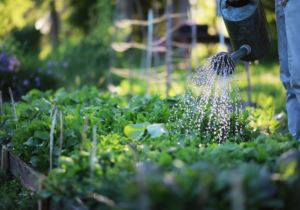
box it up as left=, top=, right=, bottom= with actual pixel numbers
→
left=211, top=45, right=251, bottom=76
left=231, top=44, right=251, bottom=61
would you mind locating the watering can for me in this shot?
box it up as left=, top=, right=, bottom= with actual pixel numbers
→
left=219, top=0, right=272, bottom=62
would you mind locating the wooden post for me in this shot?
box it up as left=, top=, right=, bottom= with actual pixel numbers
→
left=0, top=90, right=4, bottom=118
left=189, top=1, right=197, bottom=75
left=165, top=0, right=173, bottom=97
left=230, top=171, right=245, bottom=210
left=145, top=9, right=154, bottom=97
left=49, top=101, right=57, bottom=118
left=1, top=145, right=9, bottom=174
left=153, top=0, right=160, bottom=83
left=50, top=109, right=58, bottom=171
left=8, top=87, right=18, bottom=129
left=129, top=0, right=134, bottom=96
left=38, top=183, right=49, bottom=210
left=58, top=110, right=63, bottom=168
left=245, top=62, right=252, bottom=106
left=107, top=0, right=119, bottom=91
left=80, top=116, right=88, bottom=151
left=134, top=0, right=147, bottom=77
left=90, top=126, right=97, bottom=180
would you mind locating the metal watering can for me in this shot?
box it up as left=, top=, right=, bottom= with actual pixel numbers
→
left=212, top=0, right=272, bottom=74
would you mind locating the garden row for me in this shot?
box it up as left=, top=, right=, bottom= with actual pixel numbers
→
left=1, top=87, right=300, bottom=210
left=0, top=146, right=38, bottom=210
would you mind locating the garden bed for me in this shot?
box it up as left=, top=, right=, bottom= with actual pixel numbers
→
left=1, top=143, right=43, bottom=191
left=1, top=87, right=300, bottom=210
left=1, top=143, right=83, bottom=210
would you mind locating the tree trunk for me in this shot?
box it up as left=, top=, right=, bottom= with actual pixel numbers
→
left=50, top=1, right=59, bottom=49
left=172, top=0, right=189, bottom=27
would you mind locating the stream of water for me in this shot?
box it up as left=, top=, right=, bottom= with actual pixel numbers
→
left=168, top=55, right=243, bottom=143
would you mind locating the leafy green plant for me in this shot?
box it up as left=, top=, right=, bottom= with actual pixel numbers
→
left=247, top=107, right=280, bottom=134
left=0, top=163, right=37, bottom=210
left=41, top=132, right=300, bottom=210
left=1, top=87, right=298, bottom=210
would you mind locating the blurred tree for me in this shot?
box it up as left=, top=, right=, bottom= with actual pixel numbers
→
left=0, top=0, right=33, bottom=38
left=68, top=0, right=98, bottom=34
left=12, top=26, right=42, bottom=53
left=49, top=0, right=60, bottom=48
left=261, top=0, right=278, bottom=58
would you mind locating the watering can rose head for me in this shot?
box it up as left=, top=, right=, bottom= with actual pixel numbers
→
left=210, top=52, right=235, bottom=76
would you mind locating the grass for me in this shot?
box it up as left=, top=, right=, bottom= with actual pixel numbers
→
left=235, top=58, right=285, bottom=113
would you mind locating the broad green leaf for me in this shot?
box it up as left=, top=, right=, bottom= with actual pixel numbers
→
left=66, top=129, right=75, bottom=137
left=34, top=131, right=49, bottom=141
left=158, top=152, right=173, bottom=166
left=146, top=124, right=169, bottom=138
left=7, top=142, right=18, bottom=147
left=39, top=189, right=53, bottom=199
left=36, top=98, right=52, bottom=112
left=124, top=122, right=150, bottom=140
left=59, top=156, right=75, bottom=168
left=67, top=137, right=79, bottom=147
left=165, top=98, right=178, bottom=107
left=129, top=95, right=143, bottom=111
left=23, top=137, right=36, bottom=147
left=30, top=156, right=40, bottom=167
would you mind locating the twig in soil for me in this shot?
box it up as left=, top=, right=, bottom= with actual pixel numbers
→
left=90, top=126, right=97, bottom=179
left=129, top=143, right=150, bottom=210
left=0, top=90, right=4, bottom=119
left=58, top=110, right=63, bottom=168
left=87, top=192, right=116, bottom=207
left=50, top=101, right=57, bottom=118
left=80, top=116, right=88, bottom=151
left=8, top=87, right=18, bottom=129
left=230, top=170, right=245, bottom=210
left=50, top=109, right=58, bottom=171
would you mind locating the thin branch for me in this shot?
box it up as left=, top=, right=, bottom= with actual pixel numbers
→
left=50, top=101, right=57, bottom=118
left=50, top=109, right=58, bottom=171
left=114, top=13, right=187, bottom=28
left=80, top=116, right=88, bottom=151
left=0, top=91, right=4, bottom=120
left=8, top=87, right=18, bottom=129
left=90, top=126, right=97, bottom=179
left=58, top=110, right=63, bottom=168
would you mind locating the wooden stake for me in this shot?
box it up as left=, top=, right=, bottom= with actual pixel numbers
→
left=188, top=2, right=198, bottom=75
left=129, top=144, right=150, bottom=210
left=245, top=62, right=252, bottom=105
left=165, top=0, right=173, bottom=97
left=230, top=171, right=245, bottom=210
left=38, top=182, right=48, bottom=210
left=145, top=9, right=154, bottom=97
left=1, top=145, right=9, bottom=174
left=80, top=116, right=88, bottom=151
left=49, top=109, right=57, bottom=171
left=8, top=87, right=18, bottom=129
left=133, top=0, right=147, bottom=76
left=0, top=90, right=4, bottom=118
left=129, top=0, right=134, bottom=96
left=49, top=101, right=57, bottom=118
left=58, top=110, right=63, bottom=168
left=90, top=126, right=97, bottom=179
left=107, top=0, right=120, bottom=91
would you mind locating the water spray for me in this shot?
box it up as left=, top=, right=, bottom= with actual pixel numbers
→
left=169, top=0, right=272, bottom=142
